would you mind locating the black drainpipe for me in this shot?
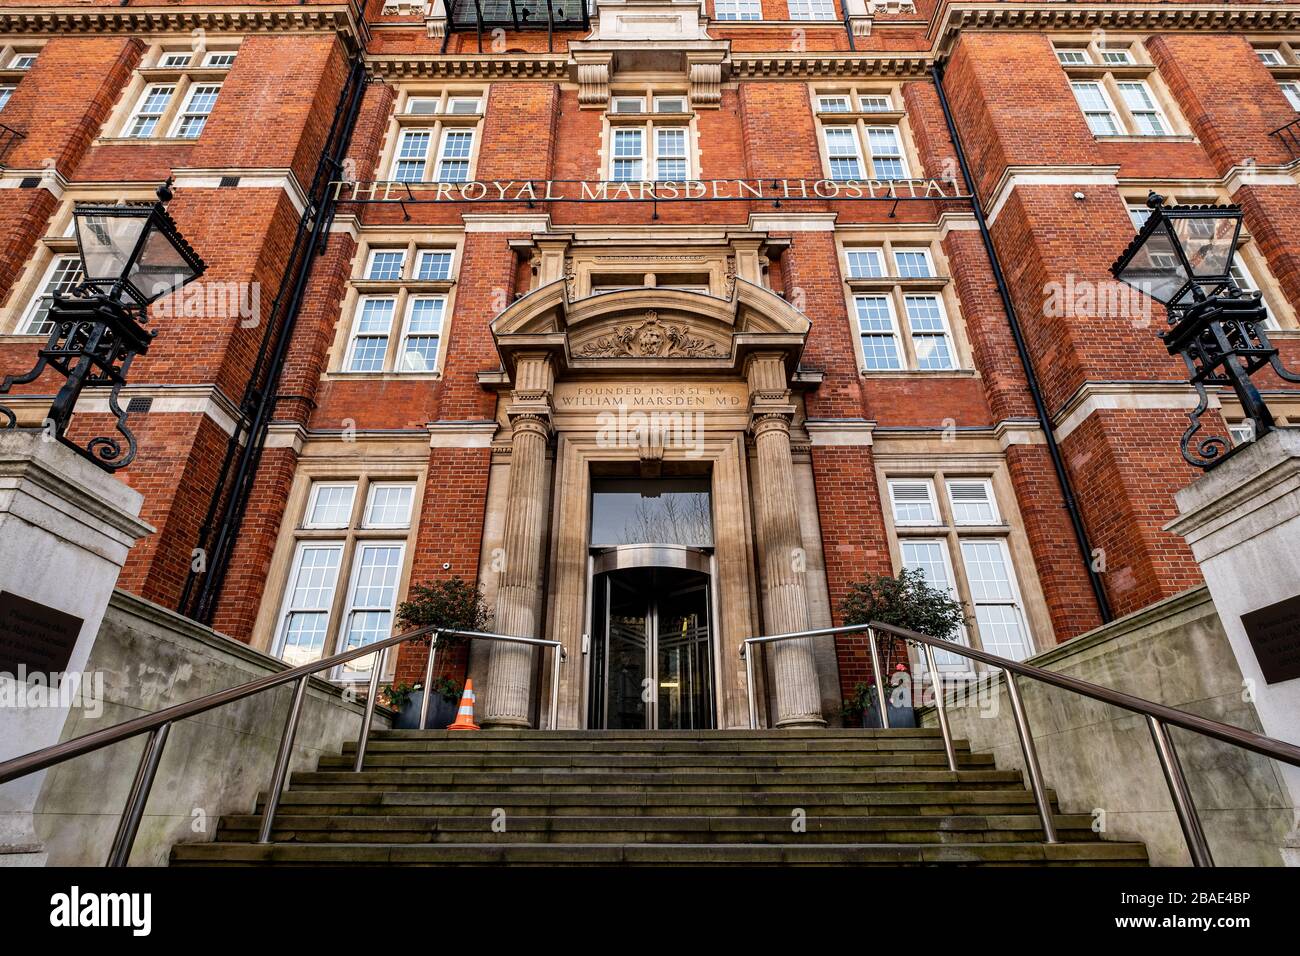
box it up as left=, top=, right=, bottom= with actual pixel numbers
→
left=180, top=55, right=369, bottom=623
left=931, top=60, right=1113, bottom=624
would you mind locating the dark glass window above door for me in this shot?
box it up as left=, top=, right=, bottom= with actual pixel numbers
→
left=590, top=477, right=712, bottom=547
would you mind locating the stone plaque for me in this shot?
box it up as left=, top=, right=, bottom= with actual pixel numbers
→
left=1240, top=594, right=1300, bottom=685
left=0, top=591, right=83, bottom=679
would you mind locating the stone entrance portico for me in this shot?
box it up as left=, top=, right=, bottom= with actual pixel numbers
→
left=473, top=239, right=837, bottom=729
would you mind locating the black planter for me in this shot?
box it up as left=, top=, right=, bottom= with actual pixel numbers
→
left=393, top=690, right=458, bottom=730
left=859, top=701, right=917, bottom=729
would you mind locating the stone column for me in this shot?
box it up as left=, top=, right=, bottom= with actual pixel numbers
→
left=482, top=356, right=554, bottom=728
left=1168, top=428, right=1300, bottom=864
left=747, top=354, right=825, bottom=727
left=0, top=431, right=152, bottom=864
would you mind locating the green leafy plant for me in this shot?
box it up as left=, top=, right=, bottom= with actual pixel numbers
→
left=838, top=567, right=966, bottom=640
left=383, top=681, right=419, bottom=710
left=395, top=576, right=490, bottom=646
left=428, top=675, right=463, bottom=704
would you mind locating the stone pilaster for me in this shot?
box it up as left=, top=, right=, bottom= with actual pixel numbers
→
left=747, top=353, right=825, bottom=728
left=482, top=355, right=555, bottom=728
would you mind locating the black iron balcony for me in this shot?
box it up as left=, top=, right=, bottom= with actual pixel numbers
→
left=1271, top=115, right=1300, bottom=162
left=0, top=121, right=25, bottom=168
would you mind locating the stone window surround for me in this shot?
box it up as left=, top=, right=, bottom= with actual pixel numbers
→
left=873, top=451, right=1054, bottom=668
left=1119, top=186, right=1298, bottom=334
left=555, top=245, right=747, bottom=301
left=328, top=227, right=464, bottom=379
left=251, top=452, right=429, bottom=672
left=98, top=38, right=240, bottom=143
left=834, top=229, right=975, bottom=375
left=0, top=190, right=158, bottom=338
left=809, top=82, right=921, bottom=183
left=1054, top=35, right=1193, bottom=141
left=379, top=85, right=487, bottom=185
left=599, top=84, right=701, bottom=184
left=0, top=40, right=42, bottom=86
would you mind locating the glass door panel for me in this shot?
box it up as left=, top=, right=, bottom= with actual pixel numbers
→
left=605, top=574, right=649, bottom=729
left=655, top=582, right=712, bottom=730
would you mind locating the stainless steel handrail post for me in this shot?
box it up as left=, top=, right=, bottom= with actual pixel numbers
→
left=923, top=644, right=959, bottom=773
left=258, top=674, right=309, bottom=843
left=1148, top=716, right=1214, bottom=867
left=866, top=627, right=890, bottom=729
left=742, top=642, right=758, bottom=729
left=417, top=633, right=440, bottom=730
left=106, top=721, right=172, bottom=867
left=354, top=647, right=388, bottom=772
left=548, top=644, right=564, bottom=730
left=1003, top=669, right=1058, bottom=843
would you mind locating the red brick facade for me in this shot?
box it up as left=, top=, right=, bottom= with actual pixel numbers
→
left=1, top=1, right=1297, bottom=724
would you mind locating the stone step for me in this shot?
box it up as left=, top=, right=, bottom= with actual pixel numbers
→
left=318, top=751, right=994, bottom=771
left=261, top=788, right=1059, bottom=816
left=214, top=812, right=1097, bottom=845
left=367, top=729, right=945, bottom=740
left=286, top=769, right=1027, bottom=792
left=342, top=736, right=961, bottom=755
left=171, top=840, right=1148, bottom=866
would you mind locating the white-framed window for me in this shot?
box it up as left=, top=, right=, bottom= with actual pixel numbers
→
left=342, top=240, right=457, bottom=374
left=366, top=249, right=407, bottom=281
left=397, top=296, right=445, bottom=371
left=305, top=483, right=358, bottom=529
left=817, top=91, right=912, bottom=181
left=272, top=476, right=418, bottom=679
left=346, top=297, right=397, bottom=372
left=1116, top=80, right=1168, bottom=136
left=946, top=479, right=999, bottom=525
left=605, top=90, right=694, bottom=182
left=392, top=129, right=433, bottom=181
left=655, top=127, right=688, bottom=181
left=160, top=52, right=192, bottom=68
left=1280, top=80, right=1300, bottom=111
left=903, top=295, right=955, bottom=370
left=169, top=83, right=221, bottom=139
left=714, top=0, right=762, bottom=19
left=893, top=248, right=933, bottom=278
left=8, top=53, right=36, bottom=70
left=416, top=250, right=454, bottom=281
left=363, top=483, right=416, bottom=528
left=277, top=543, right=345, bottom=668
left=887, top=472, right=1033, bottom=666
left=824, top=127, right=864, bottom=180
left=0, top=85, right=13, bottom=111
left=1060, top=43, right=1181, bottom=137
left=612, top=128, right=644, bottom=181
left=889, top=478, right=940, bottom=525
left=854, top=295, right=903, bottom=370
left=435, top=129, right=474, bottom=182
left=842, top=240, right=960, bottom=372
left=788, top=0, right=835, bottom=20
left=203, top=51, right=237, bottom=68
left=1071, top=81, right=1120, bottom=136
left=19, top=254, right=84, bottom=335
left=845, top=247, right=886, bottom=278
left=1257, top=47, right=1285, bottom=66
left=125, top=83, right=176, bottom=138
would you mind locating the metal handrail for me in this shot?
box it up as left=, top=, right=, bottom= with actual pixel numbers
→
left=741, top=621, right=1300, bottom=867
left=0, top=622, right=565, bottom=866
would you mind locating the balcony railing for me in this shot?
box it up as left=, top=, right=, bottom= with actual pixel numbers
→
left=0, top=122, right=25, bottom=168
left=1270, top=115, right=1300, bottom=162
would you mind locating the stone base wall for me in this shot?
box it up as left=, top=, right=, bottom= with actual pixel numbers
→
left=920, top=587, right=1294, bottom=866
left=28, top=590, right=389, bottom=866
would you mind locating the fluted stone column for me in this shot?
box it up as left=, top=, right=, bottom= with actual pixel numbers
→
left=483, top=357, right=554, bottom=728
left=748, top=355, right=825, bottom=727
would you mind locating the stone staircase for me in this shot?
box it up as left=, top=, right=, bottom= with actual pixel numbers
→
left=170, top=729, right=1148, bottom=865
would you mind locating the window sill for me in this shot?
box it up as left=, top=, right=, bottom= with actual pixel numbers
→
left=858, top=368, right=977, bottom=378
left=0, top=333, right=46, bottom=342
left=351, top=280, right=455, bottom=293
left=393, top=112, right=480, bottom=128
left=816, top=110, right=906, bottom=123
left=326, top=371, right=442, bottom=381
left=94, top=136, right=202, bottom=146
left=1095, top=134, right=1196, bottom=144
left=847, top=276, right=949, bottom=291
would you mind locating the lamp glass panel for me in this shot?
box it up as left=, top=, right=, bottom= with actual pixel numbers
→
left=129, top=224, right=199, bottom=302
left=1116, top=225, right=1189, bottom=305
left=1172, top=215, right=1238, bottom=279
left=75, top=212, right=149, bottom=283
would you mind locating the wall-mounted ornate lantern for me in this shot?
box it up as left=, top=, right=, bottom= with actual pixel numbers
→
left=1110, top=192, right=1300, bottom=469
left=0, top=180, right=205, bottom=471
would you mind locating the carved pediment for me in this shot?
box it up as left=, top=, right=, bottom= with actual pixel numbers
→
left=574, top=312, right=725, bottom=359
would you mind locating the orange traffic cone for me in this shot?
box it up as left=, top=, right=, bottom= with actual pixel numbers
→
left=446, top=679, right=480, bottom=731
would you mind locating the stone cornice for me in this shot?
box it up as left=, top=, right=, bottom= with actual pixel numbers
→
left=366, top=54, right=569, bottom=80
left=729, top=53, right=930, bottom=79
left=0, top=5, right=366, bottom=46
left=934, top=4, right=1300, bottom=57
